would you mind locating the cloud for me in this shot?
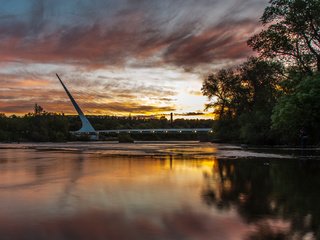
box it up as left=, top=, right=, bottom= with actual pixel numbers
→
left=0, top=67, right=181, bottom=115
left=163, top=20, right=257, bottom=67
left=0, top=0, right=267, bottom=69
left=0, top=0, right=268, bottom=115
left=81, top=102, right=176, bottom=115
left=0, top=94, right=176, bottom=115
left=177, top=112, right=205, bottom=116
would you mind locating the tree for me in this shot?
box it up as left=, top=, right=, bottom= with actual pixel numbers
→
left=202, top=58, right=283, bottom=143
left=34, top=103, right=44, bottom=115
left=202, top=68, right=243, bottom=119
left=248, top=0, right=320, bottom=73
left=202, top=58, right=283, bottom=116
left=272, top=73, right=320, bottom=143
left=237, top=58, right=284, bottom=143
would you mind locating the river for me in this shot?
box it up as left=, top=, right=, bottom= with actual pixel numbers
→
left=0, top=142, right=319, bottom=239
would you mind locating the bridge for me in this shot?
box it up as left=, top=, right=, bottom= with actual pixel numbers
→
left=56, top=74, right=213, bottom=138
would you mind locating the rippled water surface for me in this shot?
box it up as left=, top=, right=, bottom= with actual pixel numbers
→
left=0, top=142, right=319, bottom=239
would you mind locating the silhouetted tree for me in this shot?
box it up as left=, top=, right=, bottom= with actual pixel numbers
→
left=248, top=0, right=320, bottom=73
left=34, top=103, right=44, bottom=115
left=202, top=58, right=283, bottom=143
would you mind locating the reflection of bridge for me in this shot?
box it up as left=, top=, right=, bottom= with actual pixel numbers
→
left=56, top=74, right=212, bottom=136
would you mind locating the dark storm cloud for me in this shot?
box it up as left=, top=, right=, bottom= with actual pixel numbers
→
left=0, top=0, right=268, bottom=68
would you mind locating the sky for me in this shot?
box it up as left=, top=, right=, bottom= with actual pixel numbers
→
left=0, top=0, right=268, bottom=117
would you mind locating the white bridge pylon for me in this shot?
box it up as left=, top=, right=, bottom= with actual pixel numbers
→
left=56, top=74, right=96, bottom=133
left=56, top=74, right=213, bottom=134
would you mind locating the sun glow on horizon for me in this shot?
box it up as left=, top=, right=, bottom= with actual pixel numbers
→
left=0, top=0, right=268, bottom=117
left=0, top=64, right=214, bottom=118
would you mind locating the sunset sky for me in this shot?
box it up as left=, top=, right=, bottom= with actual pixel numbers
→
left=0, top=0, right=268, bottom=117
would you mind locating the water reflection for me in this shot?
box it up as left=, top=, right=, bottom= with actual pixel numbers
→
left=202, top=158, right=320, bottom=239
left=0, top=148, right=319, bottom=239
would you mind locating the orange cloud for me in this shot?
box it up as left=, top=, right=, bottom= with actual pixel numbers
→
left=0, top=0, right=267, bottom=115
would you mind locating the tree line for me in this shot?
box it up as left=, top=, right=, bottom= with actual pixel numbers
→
left=202, top=0, right=320, bottom=145
left=0, top=105, right=214, bottom=142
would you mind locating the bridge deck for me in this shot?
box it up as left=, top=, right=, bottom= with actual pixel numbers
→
left=94, top=128, right=212, bottom=134
left=57, top=74, right=213, bottom=136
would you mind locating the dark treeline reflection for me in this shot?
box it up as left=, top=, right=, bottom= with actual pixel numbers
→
left=202, top=158, right=320, bottom=239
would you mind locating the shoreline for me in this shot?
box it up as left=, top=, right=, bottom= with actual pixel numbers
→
left=1, top=141, right=319, bottom=159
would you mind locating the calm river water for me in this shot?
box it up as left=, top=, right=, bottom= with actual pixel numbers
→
left=0, top=142, right=319, bottom=240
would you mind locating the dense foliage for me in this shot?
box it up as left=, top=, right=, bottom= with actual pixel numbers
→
left=272, top=74, right=320, bottom=143
left=202, top=58, right=284, bottom=143
left=203, top=0, right=320, bottom=145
